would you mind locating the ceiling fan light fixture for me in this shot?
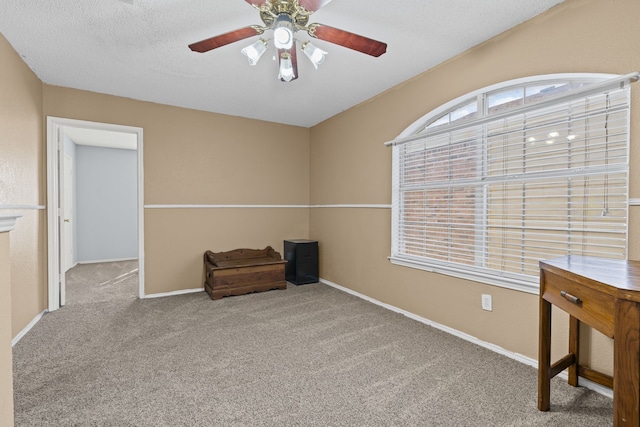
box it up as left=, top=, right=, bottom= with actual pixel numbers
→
left=278, top=52, right=295, bottom=82
left=241, top=38, right=268, bottom=65
left=301, top=41, right=327, bottom=69
left=188, top=1, right=387, bottom=81
left=273, top=16, right=294, bottom=50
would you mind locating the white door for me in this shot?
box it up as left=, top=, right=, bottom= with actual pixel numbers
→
left=63, top=154, right=74, bottom=272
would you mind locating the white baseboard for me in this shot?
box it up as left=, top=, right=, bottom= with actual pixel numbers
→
left=576, top=377, right=614, bottom=399
left=143, top=288, right=204, bottom=299
left=12, top=310, right=46, bottom=347
left=319, top=278, right=613, bottom=399
left=78, top=257, right=138, bottom=265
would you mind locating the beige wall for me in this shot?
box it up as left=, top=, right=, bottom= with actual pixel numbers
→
left=309, top=0, right=639, bottom=374
left=145, top=209, right=309, bottom=293
left=0, top=231, right=14, bottom=427
left=43, top=86, right=311, bottom=295
left=0, top=34, right=46, bottom=339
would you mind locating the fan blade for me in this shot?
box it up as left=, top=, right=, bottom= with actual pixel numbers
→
left=289, top=46, right=299, bottom=82
left=244, top=0, right=269, bottom=7
left=308, top=24, right=387, bottom=57
left=189, top=26, right=262, bottom=53
left=277, top=43, right=298, bottom=82
left=298, top=0, right=332, bottom=12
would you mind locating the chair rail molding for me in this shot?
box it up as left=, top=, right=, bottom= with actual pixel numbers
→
left=0, top=215, right=22, bottom=232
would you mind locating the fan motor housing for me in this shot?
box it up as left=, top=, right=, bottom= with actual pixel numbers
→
left=260, top=0, right=310, bottom=28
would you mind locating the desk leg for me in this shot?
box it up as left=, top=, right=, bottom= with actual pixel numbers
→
left=614, top=300, right=640, bottom=426
left=538, top=296, right=552, bottom=411
left=568, top=315, right=579, bottom=387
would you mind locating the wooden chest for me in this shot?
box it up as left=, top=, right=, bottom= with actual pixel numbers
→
left=203, top=247, right=287, bottom=300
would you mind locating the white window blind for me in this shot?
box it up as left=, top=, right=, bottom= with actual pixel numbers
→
left=389, top=74, right=636, bottom=293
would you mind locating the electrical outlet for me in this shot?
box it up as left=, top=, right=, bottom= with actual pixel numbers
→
left=481, top=294, right=493, bottom=311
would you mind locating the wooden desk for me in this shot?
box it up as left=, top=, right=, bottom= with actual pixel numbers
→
left=538, top=255, right=640, bottom=426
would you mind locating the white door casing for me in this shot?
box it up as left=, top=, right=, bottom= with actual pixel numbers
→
left=46, top=117, right=145, bottom=311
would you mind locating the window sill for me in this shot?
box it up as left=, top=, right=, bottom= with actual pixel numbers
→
left=388, top=255, right=540, bottom=295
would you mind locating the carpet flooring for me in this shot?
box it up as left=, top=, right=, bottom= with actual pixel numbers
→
left=64, top=260, right=139, bottom=305
left=12, top=262, right=613, bottom=426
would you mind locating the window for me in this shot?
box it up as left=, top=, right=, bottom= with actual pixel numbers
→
left=388, top=73, right=637, bottom=293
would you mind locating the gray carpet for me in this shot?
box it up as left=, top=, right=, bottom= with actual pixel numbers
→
left=13, top=262, right=613, bottom=426
left=64, top=260, right=139, bottom=305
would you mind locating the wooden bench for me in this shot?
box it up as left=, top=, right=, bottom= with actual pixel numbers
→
left=203, top=246, right=287, bottom=300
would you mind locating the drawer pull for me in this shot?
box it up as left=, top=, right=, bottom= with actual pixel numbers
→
left=560, top=291, right=582, bottom=305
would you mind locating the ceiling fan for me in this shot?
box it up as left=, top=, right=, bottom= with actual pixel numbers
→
left=188, top=0, right=387, bottom=82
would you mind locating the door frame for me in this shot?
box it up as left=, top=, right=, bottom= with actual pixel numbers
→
left=46, top=117, right=145, bottom=311
left=62, top=153, right=74, bottom=274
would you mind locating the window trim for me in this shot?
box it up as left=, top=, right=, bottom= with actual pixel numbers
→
left=387, top=72, right=638, bottom=294
left=387, top=73, right=639, bottom=147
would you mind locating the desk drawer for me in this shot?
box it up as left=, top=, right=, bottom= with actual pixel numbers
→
left=542, top=271, right=615, bottom=338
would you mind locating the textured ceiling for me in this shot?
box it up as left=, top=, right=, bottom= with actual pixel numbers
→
left=1, top=0, right=565, bottom=127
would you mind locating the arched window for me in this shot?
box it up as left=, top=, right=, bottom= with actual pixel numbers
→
left=387, top=73, right=638, bottom=293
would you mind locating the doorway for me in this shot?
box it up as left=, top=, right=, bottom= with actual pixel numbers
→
left=46, top=117, right=144, bottom=311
